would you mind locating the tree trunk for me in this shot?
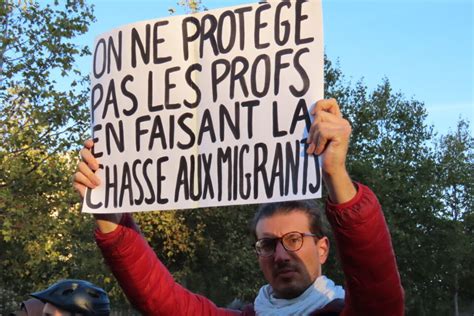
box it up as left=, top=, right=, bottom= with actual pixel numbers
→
left=454, top=272, right=459, bottom=316
left=0, top=3, right=9, bottom=76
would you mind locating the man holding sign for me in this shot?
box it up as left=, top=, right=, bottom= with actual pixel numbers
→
left=73, top=99, right=404, bottom=315
left=74, top=2, right=403, bottom=314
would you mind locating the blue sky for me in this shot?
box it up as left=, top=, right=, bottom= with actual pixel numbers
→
left=79, top=0, right=473, bottom=136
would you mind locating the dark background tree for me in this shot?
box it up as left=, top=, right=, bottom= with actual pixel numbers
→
left=435, top=120, right=473, bottom=316
left=1, top=1, right=473, bottom=315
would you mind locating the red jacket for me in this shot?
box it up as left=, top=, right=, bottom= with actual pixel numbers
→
left=96, top=183, right=404, bottom=315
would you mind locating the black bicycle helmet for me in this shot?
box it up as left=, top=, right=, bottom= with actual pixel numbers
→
left=30, top=279, right=110, bottom=316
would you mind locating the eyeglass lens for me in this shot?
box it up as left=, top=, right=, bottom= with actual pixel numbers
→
left=256, top=232, right=305, bottom=256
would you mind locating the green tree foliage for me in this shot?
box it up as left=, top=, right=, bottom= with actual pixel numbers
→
left=437, top=119, right=473, bottom=222
left=0, top=0, right=107, bottom=312
left=169, top=0, right=206, bottom=14
left=1, top=1, right=473, bottom=314
left=0, top=0, right=93, bottom=154
left=0, top=0, right=94, bottom=198
left=435, top=120, right=473, bottom=315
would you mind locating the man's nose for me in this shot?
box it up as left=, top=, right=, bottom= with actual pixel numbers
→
left=273, top=240, right=291, bottom=261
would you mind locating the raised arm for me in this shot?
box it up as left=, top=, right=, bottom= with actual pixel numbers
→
left=72, top=139, right=122, bottom=233
left=307, top=99, right=404, bottom=315
left=72, top=140, right=239, bottom=316
left=306, top=98, right=356, bottom=203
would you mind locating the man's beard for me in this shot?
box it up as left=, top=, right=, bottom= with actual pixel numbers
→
left=271, top=261, right=310, bottom=299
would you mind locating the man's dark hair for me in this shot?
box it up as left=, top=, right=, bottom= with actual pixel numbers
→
left=250, top=199, right=328, bottom=240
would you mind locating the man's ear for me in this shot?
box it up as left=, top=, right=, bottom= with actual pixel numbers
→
left=317, top=236, right=330, bottom=264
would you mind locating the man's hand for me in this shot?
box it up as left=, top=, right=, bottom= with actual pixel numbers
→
left=72, top=139, right=122, bottom=233
left=306, top=99, right=356, bottom=203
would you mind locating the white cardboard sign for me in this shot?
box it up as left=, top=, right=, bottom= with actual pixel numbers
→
left=83, top=1, right=324, bottom=213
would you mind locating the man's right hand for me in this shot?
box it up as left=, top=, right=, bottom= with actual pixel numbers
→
left=72, top=139, right=122, bottom=233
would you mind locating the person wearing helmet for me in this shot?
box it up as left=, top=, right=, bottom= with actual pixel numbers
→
left=9, top=298, right=44, bottom=316
left=30, top=279, right=110, bottom=316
